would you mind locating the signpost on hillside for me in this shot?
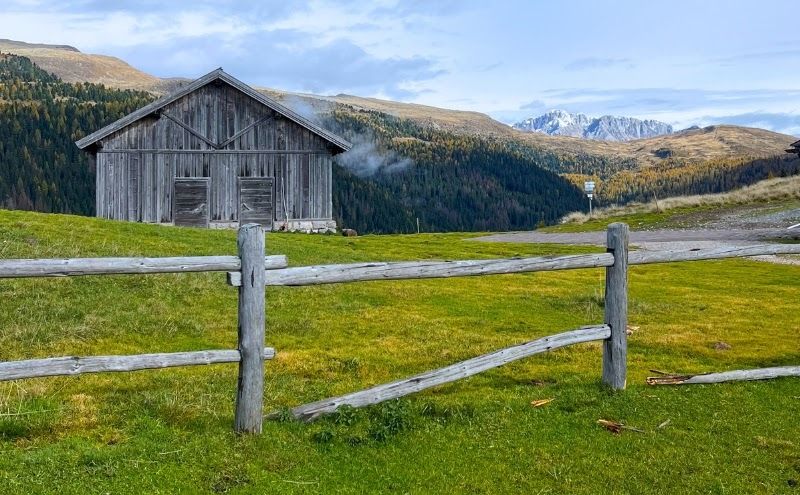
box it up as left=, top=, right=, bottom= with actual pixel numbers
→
left=584, top=181, right=595, bottom=216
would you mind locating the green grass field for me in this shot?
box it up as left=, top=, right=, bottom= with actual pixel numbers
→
left=0, top=209, right=798, bottom=494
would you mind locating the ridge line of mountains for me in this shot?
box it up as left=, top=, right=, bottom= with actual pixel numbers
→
left=512, top=109, right=673, bottom=141
left=0, top=39, right=798, bottom=234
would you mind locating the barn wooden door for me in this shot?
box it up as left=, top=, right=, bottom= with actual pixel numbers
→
left=173, top=178, right=210, bottom=227
left=239, top=177, right=274, bottom=228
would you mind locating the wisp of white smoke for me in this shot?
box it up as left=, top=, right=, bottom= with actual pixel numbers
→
left=281, top=95, right=413, bottom=178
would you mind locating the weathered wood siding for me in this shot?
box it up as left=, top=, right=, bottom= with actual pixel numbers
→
left=94, top=81, right=334, bottom=226
left=174, top=178, right=210, bottom=227
left=239, top=177, right=275, bottom=228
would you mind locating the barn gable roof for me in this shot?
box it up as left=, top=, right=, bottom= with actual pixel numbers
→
left=75, top=68, right=352, bottom=153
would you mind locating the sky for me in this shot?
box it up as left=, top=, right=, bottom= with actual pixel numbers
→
left=2, top=0, right=800, bottom=135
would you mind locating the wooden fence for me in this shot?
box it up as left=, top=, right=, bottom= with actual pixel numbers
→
left=2, top=223, right=799, bottom=432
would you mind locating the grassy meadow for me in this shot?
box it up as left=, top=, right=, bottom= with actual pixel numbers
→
left=0, top=209, right=799, bottom=494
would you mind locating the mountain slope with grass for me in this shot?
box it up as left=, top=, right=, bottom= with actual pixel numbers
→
left=0, top=209, right=799, bottom=494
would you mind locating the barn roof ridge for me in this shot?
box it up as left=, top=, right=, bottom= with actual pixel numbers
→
left=75, top=68, right=352, bottom=152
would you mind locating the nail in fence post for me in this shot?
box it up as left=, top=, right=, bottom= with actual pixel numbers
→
left=602, top=222, right=629, bottom=390
left=234, top=223, right=266, bottom=433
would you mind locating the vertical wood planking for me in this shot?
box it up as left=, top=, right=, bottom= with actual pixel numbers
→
left=234, top=224, right=266, bottom=434
left=602, top=222, right=629, bottom=390
left=87, top=78, right=340, bottom=227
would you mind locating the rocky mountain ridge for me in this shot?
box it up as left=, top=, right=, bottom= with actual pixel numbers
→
left=513, top=109, right=673, bottom=141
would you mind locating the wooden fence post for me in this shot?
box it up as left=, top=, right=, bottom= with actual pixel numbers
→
left=602, top=222, right=629, bottom=390
left=234, top=223, right=266, bottom=434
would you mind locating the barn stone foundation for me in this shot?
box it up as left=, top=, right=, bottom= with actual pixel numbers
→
left=274, top=219, right=338, bottom=233
left=205, top=219, right=337, bottom=233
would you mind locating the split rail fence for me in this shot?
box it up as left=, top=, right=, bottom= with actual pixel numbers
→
left=1, top=223, right=799, bottom=432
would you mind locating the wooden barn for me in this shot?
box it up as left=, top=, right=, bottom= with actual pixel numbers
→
left=76, top=68, right=351, bottom=231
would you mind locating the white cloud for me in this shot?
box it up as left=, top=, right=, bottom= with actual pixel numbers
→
left=2, top=0, right=800, bottom=134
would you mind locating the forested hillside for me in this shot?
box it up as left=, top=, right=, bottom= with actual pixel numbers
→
left=560, top=154, right=800, bottom=205
left=0, top=53, right=587, bottom=233
left=328, top=110, right=586, bottom=232
left=0, top=54, right=153, bottom=213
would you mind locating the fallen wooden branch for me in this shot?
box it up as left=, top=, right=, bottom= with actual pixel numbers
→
left=597, top=419, right=644, bottom=434
left=0, top=348, right=276, bottom=381
left=267, top=324, right=610, bottom=422
left=646, top=365, right=800, bottom=385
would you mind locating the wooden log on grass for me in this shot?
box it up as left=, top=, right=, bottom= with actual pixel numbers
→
left=227, top=252, right=616, bottom=287
left=234, top=224, right=267, bottom=434
left=268, top=324, right=611, bottom=422
left=0, top=255, right=287, bottom=278
left=646, top=366, right=800, bottom=385
left=602, top=223, right=629, bottom=390
left=0, top=348, right=276, bottom=381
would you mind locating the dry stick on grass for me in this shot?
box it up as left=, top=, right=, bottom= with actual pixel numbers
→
left=597, top=419, right=645, bottom=434
left=646, top=366, right=800, bottom=385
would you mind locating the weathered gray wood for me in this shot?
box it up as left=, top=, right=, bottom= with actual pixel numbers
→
left=161, top=112, right=219, bottom=149
left=235, top=224, right=267, bottom=434
left=646, top=366, right=800, bottom=385
left=76, top=69, right=351, bottom=152
left=85, top=69, right=344, bottom=228
left=173, top=178, right=210, bottom=227
left=270, top=325, right=610, bottom=422
left=602, top=223, right=629, bottom=390
left=218, top=115, right=276, bottom=148
left=0, top=348, right=275, bottom=381
left=239, top=177, right=275, bottom=228
left=226, top=242, right=800, bottom=288
left=98, top=150, right=330, bottom=155
left=0, top=255, right=286, bottom=278
left=226, top=252, right=616, bottom=287
left=628, top=243, right=800, bottom=265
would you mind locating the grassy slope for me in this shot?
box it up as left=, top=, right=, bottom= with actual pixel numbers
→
left=0, top=210, right=798, bottom=494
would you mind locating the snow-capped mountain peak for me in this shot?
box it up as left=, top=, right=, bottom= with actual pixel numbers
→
left=513, top=110, right=672, bottom=141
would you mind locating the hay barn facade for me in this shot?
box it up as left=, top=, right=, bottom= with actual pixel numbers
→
left=76, top=69, right=350, bottom=231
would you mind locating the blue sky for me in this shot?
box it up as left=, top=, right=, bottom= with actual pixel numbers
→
left=2, top=0, right=799, bottom=135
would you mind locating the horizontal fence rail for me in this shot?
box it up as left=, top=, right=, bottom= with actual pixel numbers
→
left=0, top=255, right=287, bottom=278
left=270, top=325, right=611, bottom=422
left=0, top=348, right=276, bottom=381
left=228, top=253, right=616, bottom=287
left=229, top=243, right=800, bottom=288
left=628, top=243, right=800, bottom=265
